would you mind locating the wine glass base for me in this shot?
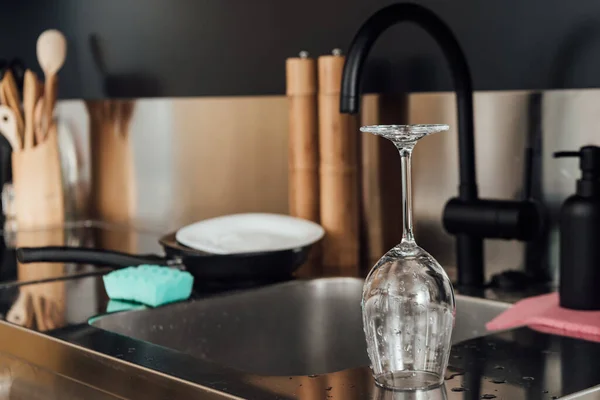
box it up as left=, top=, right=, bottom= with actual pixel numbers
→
left=373, top=370, right=443, bottom=391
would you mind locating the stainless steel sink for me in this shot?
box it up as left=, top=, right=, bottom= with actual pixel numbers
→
left=90, top=277, right=510, bottom=377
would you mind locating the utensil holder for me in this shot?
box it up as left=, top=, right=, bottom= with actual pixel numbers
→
left=12, top=126, right=64, bottom=230
left=11, top=128, right=66, bottom=330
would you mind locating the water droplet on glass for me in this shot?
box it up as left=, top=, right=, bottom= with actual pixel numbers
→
left=429, top=317, right=434, bottom=324
left=325, top=386, right=332, bottom=391
left=494, top=365, right=504, bottom=370
left=451, top=387, right=467, bottom=392
left=481, top=395, right=497, bottom=399
left=491, top=379, right=506, bottom=384
left=523, top=376, right=534, bottom=381
left=411, top=372, right=417, bottom=377
left=376, top=326, right=383, bottom=336
left=308, top=374, right=319, bottom=378
left=393, top=329, right=401, bottom=335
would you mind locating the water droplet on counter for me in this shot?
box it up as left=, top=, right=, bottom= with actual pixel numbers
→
left=451, top=387, right=467, bottom=392
left=481, top=395, right=497, bottom=399
left=445, top=371, right=465, bottom=380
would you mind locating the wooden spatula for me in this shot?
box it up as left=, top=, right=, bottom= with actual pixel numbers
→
left=23, top=70, right=39, bottom=149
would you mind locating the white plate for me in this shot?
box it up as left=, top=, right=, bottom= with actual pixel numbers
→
left=175, top=213, right=325, bottom=255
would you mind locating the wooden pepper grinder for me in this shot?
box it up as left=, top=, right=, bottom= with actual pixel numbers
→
left=318, top=49, right=360, bottom=275
left=286, top=51, right=319, bottom=224
left=286, top=51, right=320, bottom=274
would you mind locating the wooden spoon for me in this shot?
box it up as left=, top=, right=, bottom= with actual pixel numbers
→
left=36, top=29, right=67, bottom=140
left=23, top=70, right=39, bottom=149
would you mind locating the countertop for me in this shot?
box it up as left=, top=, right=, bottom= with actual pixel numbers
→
left=0, top=222, right=598, bottom=399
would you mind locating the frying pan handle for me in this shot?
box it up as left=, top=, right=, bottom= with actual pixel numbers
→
left=17, top=247, right=168, bottom=268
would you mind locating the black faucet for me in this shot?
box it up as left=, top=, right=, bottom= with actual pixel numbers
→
left=340, top=3, right=542, bottom=288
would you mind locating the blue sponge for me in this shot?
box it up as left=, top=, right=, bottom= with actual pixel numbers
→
left=103, top=265, right=194, bottom=307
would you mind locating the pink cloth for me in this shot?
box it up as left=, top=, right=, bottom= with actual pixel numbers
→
left=486, top=292, right=600, bottom=342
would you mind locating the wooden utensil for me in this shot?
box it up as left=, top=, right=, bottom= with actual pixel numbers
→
left=318, top=51, right=360, bottom=274
left=1, top=70, right=25, bottom=139
left=34, top=96, right=44, bottom=144
left=0, top=81, right=7, bottom=106
left=0, top=105, right=22, bottom=151
left=6, top=290, right=34, bottom=328
left=37, top=29, right=67, bottom=140
left=23, top=70, right=39, bottom=149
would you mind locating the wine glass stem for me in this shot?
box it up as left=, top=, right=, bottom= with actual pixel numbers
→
left=398, top=145, right=415, bottom=245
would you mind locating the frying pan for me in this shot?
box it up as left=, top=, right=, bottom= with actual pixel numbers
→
left=17, top=231, right=313, bottom=282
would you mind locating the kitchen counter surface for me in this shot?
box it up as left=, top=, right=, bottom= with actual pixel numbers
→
left=0, top=221, right=597, bottom=399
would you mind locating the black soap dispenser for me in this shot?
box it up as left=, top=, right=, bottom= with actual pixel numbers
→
left=555, top=146, right=600, bottom=310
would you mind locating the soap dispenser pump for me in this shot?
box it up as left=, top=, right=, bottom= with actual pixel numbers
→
left=555, top=146, right=600, bottom=310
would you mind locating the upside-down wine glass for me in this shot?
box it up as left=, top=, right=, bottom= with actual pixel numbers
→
left=360, top=124, right=455, bottom=391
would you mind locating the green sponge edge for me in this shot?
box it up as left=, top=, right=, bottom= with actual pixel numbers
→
left=102, top=265, right=194, bottom=307
left=87, top=300, right=147, bottom=325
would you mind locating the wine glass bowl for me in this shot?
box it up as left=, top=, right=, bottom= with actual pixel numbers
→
left=360, top=124, right=455, bottom=391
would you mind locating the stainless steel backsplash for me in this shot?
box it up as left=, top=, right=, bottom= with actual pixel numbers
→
left=55, top=89, right=600, bottom=283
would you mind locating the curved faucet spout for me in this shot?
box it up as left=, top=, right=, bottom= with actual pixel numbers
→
left=340, top=3, right=484, bottom=286
left=340, top=2, right=477, bottom=199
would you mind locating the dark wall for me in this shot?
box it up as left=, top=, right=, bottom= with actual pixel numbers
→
left=3, top=0, right=600, bottom=99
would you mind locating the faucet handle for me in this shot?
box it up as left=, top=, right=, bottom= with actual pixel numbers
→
left=554, top=151, right=580, bottom=158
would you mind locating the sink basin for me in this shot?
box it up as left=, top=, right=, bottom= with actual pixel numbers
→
left=90, top=277, right=510, bottom=377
